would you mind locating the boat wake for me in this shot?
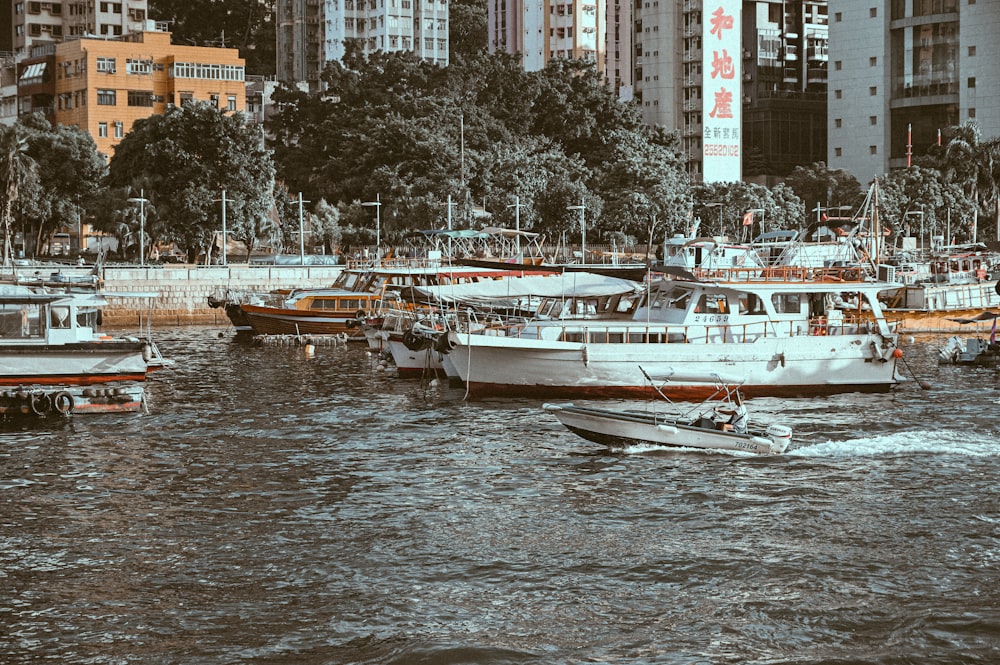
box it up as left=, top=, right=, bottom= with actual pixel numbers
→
left=790, top=429, right=1000, bottom=457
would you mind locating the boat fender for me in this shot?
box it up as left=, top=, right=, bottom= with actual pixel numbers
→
left=656, top=424, right=678, bottom=435
left=436, top=330, right=459, bottom=353
left=30, top=392, right=52, bottom=416
left=142, top=344, right=153, bottom=363
left=52, top=391, right=75, bottom=415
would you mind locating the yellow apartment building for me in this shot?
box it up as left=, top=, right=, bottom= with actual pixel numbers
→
left=51, top=30, right=245, bottom=157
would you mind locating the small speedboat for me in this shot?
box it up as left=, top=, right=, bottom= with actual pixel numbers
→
left=543, top=369, right=792, bottom=455
left=543, top=403, right=792, bottom=455
left=939, top=311, right=1000, bottom=366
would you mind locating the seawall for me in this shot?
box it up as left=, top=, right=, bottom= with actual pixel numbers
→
left=97, top=264, right=345, bottom=327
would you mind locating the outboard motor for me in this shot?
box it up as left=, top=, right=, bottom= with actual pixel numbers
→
left=766, top=424, right=793, bottom=453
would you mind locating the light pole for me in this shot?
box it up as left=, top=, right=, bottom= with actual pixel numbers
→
left=568, top=198, right=586, bottom=263
left=705, top=202, right=722, bottom=238
left=213, top=189, right=233, bottom=265
left=296, top=192, right=310, bottom=265
left=905, top=209, right=925, bottom=253
left=361, top=193, right=381, bottom=266
left=127, top=189, right=148, bottom=267
left=508, top=195, right=524, bottom=257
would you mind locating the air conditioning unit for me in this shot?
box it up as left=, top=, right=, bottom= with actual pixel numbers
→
left=877, top=264, right=896, bottom=283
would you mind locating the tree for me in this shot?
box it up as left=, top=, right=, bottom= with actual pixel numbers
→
left=448, top=0, right=487, bottom=61
left=311, top=198, right=343, bottom=255
left=107, top=102, right=275, bottom=262
left=18, top=114, right=106, bottom=256
left=148, top=0, right=276, bottom=76
left=0, top=124, right=37, bottom=265
left=784, top=162, right=864, bottom=223
left=936, top=121, right=1000, bottom=241
left=596, top=127, right=690, bottom=256
left=876, top=166, right=977, bottom=245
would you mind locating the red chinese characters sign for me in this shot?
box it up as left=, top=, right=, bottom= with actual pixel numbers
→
left=702, top=1, right=741, bottom=182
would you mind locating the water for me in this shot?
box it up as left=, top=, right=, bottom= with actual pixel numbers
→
left=2, top=327, right=999, bottom=664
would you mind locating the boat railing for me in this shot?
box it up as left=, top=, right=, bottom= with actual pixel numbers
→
left=471, top=315, right=883, bottom=345
left=692, top=265, right=871, bottom=283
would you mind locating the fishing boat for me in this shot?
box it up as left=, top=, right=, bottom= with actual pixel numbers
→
left=439, top=266, right=903, bottom=399
left=881, top=243, right=1000, bottom=319
left=544, top=372, right=792, bottom=455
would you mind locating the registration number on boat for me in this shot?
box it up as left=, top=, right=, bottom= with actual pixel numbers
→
left=692, top=314, right=730, bottom=324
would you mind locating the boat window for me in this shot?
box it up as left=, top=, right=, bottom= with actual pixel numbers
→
left=771, top=293, right=803, bottom=314
left=696, top=294, right=729, bottom=314
left=738, top=293, right=766, bottom=315
left=649, top=287, right=692, bottom=311
left=0, top=304, right=44, bottom=339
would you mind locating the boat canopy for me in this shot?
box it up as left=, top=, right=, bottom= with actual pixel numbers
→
left=410, top=273, right=641, bottom=304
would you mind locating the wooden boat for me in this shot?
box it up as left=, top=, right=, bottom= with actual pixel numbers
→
left=439, top=265, right=903, bottom=399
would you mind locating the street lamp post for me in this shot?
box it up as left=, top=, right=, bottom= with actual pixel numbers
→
left=361, top=194, right=381, bottom=266
left=568, top=198, right=586, bottom=263
left=213, top=189, right=233, bottom=265
left=508, top=195, right=524, bottom=257
left=127, top=189, right=148, bottom=267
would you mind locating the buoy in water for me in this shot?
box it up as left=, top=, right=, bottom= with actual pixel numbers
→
left=892, top=348, right=903, bottom=358
left=304, top=343, right=315, bottom=356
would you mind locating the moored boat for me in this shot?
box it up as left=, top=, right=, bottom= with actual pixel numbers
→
left=440, top=266, right=903, bottom=399
left=0, top=285, right=161, bottom=387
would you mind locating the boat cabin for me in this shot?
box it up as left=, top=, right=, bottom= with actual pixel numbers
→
left=0, top=286, right=103, bottom=345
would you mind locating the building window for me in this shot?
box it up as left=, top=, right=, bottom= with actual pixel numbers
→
left=835, top=147, right=842, bottom=157
left=127, top=90, right=153, bottom=106
left=96, top=89, right=116, bottom=105
left=98, top=122, right=108, bottom=137
left=870, top=116, right=877, bottom=125
left=227, top=95, right=237, bottom=111
left=869, top=86, right=877, bottom=95
left=869, top=56, right=877, bottom=66
left=210, top=93, right=220, bottom=107
left=969, top=108, right=976, bottom=118
left=834, top=60, right=842, bottom=71
left=870, top=7, right=877, bottom=17
left=834, top=90, right=842, bottom=99
left=968, top=77, right=976, bottom=88
left=114, top=121, right=124, bottom=139
left=834, top=12, right=841, bottom=21
left=869, top=145, right=877, bottom=155
left=97, top=57, right=116, bottom=73
left=835, top=118, right=842, bottom=128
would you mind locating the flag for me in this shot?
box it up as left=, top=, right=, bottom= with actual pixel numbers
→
left=991, top=316, right=997, bottom=345
left=742, top=211, right=754, bottom=226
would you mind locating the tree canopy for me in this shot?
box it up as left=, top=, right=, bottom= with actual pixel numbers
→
left=106, top=102, right=275, bottom=262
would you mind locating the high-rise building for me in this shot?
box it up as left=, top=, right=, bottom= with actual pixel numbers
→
left=277, top=0, right=449, bottom=91
left=828, top=0, right=1000, bottom=184
left=487, top=0, right=605, bottom=73
left=490, top=1, right=828, bottom=183
left=2, top=1, right=151, bottom=56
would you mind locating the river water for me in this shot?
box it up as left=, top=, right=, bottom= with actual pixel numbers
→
left=2, top=326, right=999, bottom=664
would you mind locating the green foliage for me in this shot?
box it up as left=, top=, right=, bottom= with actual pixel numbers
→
left=269, top=50, right=690, bottom=248
left=448, top=0, right=488, bottom=61
left=107, top=102, right=275, bottom=262
left=876, top=166, right=977, bottom=243
left=311, top=198, right=343, bottom=254
left=784, top=162, right=863, bottom=222
left=148, top=0, right=275, bottom=76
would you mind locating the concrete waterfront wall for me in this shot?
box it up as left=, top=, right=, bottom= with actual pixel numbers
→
left=97, top=264, right=345, bottom=327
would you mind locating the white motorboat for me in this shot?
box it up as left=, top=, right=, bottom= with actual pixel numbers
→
left=938, top=311, right=1000, bottom=366
left=544, top=372, right=792, bottom=455
left=440, top=266, right=903, bottom=399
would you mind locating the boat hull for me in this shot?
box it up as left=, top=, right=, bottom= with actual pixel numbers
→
left=0, top=341, right=149, bottom=386
left=240, top=304, right=367, bottom=339
left=544, top=403, right=788, bottom=454
left=446, top=332, right=899, bottom=399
